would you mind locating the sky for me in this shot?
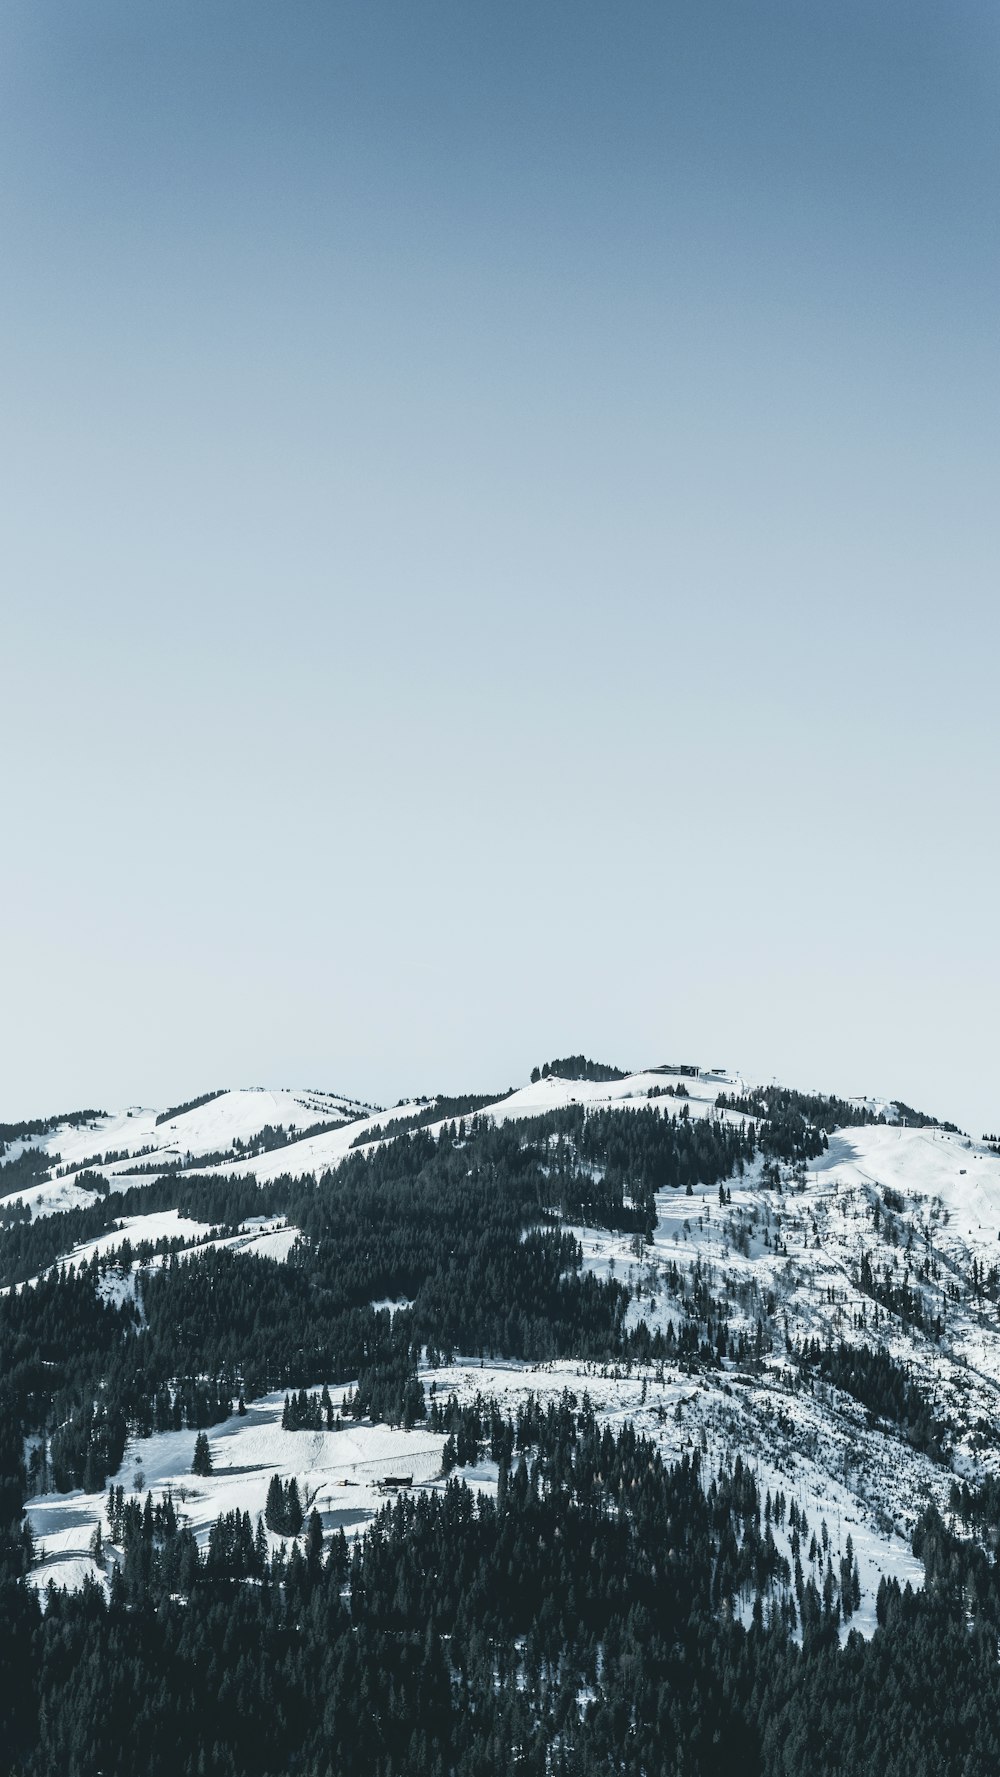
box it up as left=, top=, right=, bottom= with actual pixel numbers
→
left=1, top=2, right=998, bottom=1135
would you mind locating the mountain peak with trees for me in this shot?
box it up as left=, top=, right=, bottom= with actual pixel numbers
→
left=2, top=1055, right=999, bottom=1772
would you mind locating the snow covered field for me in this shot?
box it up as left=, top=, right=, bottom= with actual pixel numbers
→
left=27, top=1389, right=447, bottom=1596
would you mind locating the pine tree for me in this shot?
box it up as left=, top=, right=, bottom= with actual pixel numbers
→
left=192, top=1432, right=213, bottom=1476
left=265, top=1474, right=284, bottom=1533
left=287, top=1478, right=303, bottom=1536
left=306, top=1510, right=324, bottom=1570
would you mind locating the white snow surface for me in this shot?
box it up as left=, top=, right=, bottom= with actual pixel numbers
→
left=27, top=1390, right=446, bottom=1597
left=1, top=1088, right=379, bottom=1215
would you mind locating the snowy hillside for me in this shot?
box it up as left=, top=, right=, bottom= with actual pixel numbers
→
left=9, top=1055, right=1000, bottom=1645
left=0, top=1085, right=380, bottom=1219
left=0, top=1067, right=784, bottom=1210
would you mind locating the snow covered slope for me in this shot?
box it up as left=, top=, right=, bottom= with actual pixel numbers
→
left=14, top=1058, right=1000, bottom=1630
left=3, top=1069, right=734, bottom=1206
left=0, top=1086, right=380, bottom=1217
left=206, top=1069, right=748, bottom=1183
left=26, top=1390, right=446, bottom=1596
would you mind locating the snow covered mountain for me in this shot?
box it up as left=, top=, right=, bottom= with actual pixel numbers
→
left=6, top=1056, right=1000, bottom=1637
left=0, top=1084, right=382, bottom=1219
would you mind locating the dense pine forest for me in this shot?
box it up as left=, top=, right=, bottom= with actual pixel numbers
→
left=3, top=1402, right=1000, bottom=1775
left=2, top=1096, right=1000, bottom=1772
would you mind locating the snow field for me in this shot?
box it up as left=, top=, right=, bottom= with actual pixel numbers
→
left=2, top=1087, right=379, bottom=1214
left=4, top=1213, right=299, bottom=1299
left=27, top=1389, right=447, bottom=1598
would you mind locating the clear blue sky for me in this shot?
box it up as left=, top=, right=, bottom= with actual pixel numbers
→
left=2, top=2, right=998, bottom=1133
